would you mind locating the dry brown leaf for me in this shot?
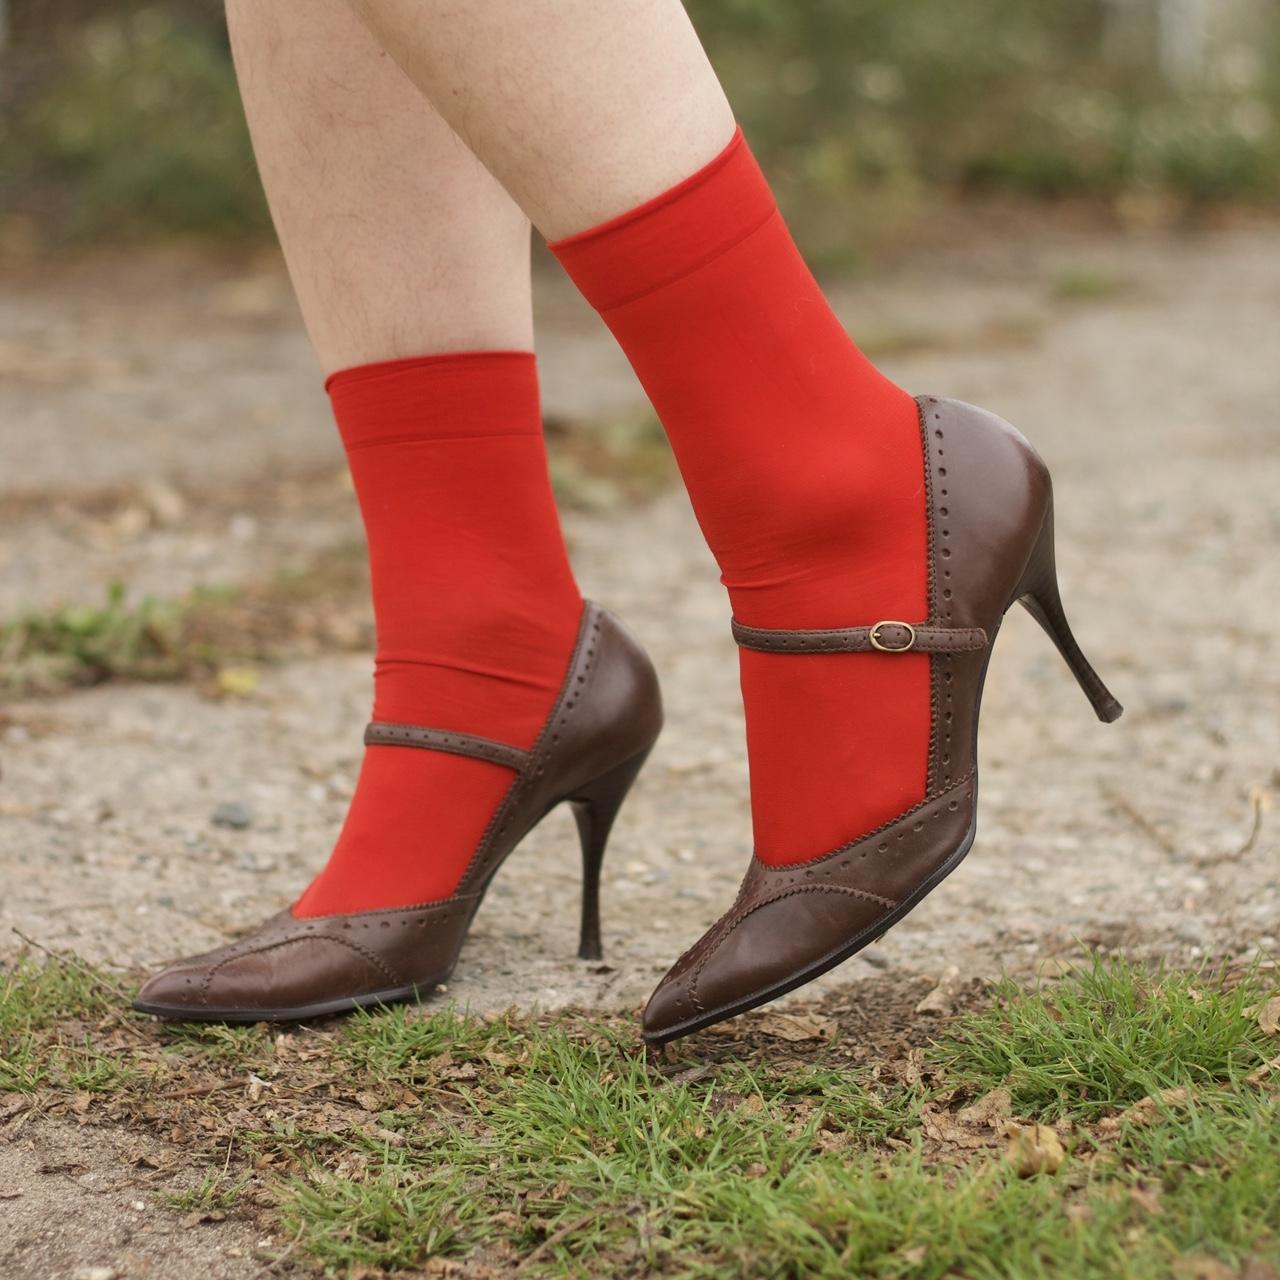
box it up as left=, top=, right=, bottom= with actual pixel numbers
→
left=1254, top=996, right=1280, bottom=1037
left=754, top=1012, right=836, bottom=1042
left=1004, top=1123, right=1064, bottom=1176
left=897, top=1245, right=928, bottom=1266
left=1246, top=1054, right=1280, bottom=1085
left=1112, top=1087, right=1192, bottom=1130
left=915, top=965, right=962, bottom=1015
left=1243, top=1258, right=1280, bottom=1280
left=1173, top=1256, right=1237, bottom=1280
left=921, top=1103, right=989, bottom=1150
left=215, top=666, right=260, bottom=698
left=956, top=1087, right=1013, bottom=1132
left=1129, top=1186, right=1161, bottom=1217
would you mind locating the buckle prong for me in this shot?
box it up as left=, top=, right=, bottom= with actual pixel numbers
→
left=869, top=621, right=916, bottom=653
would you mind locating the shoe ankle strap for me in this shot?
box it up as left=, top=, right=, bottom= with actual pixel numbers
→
left=730, top=618, right=988, bottom=655
left=364, top=722, right=531, bottom=771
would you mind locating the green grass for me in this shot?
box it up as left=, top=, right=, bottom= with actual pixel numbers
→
left=0, top=955, right=133, bottom=1090
left=0, top=582, right=186, bottom=693
left=3, top=949, right=1277, bottom=1276
left=933, top=954, right=1273, bottom=1118
left=1052, top=266, right=1129, bottom=302
left=0, top=566, right=371, bottom=696
left=159, top=1168, right=249, bottom=1215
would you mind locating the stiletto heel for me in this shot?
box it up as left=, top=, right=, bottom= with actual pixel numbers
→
left=568, top=749, right=652, bottom=961
left=1014, top=507, right=1123, bottom=723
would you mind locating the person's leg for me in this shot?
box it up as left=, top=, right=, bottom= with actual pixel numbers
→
left=226, top=0, right=582, bottom=914
left=346, top=0, right=928, bottom=863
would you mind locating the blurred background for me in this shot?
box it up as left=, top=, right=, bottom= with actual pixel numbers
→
left=2, top=0, right=1278, bottom=254
left=0, top=0, right=1277, bottom=1036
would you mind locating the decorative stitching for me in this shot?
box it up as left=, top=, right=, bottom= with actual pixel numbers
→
left=454, top=600, right=602, bottom=895
left=364, top=722, right=530, bottom=772
left=730, top=618, right=986, bottom=654
left=198, top=933, right=403, bottom=1006
left=690, top=882, right=896, bottom=1011
left=749, top=770, right=976, bottom=872
left=918, top=396, right=943, bottom=795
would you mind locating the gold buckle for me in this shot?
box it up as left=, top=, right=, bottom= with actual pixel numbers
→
left=869, top=621, right=916, bottom=653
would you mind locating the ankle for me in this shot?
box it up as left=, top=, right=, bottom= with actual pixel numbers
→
left=371, top=594, right=584, bottom=749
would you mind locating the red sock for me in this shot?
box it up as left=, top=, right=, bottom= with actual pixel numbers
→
left=293, top=352, right=582, bottom=917
left=552, top=128, right=928, bottom=865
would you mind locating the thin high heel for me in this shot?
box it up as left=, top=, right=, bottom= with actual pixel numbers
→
left=1014, top=507, right=1123, bottom=723
left=568, top=749, right=652, bottom=960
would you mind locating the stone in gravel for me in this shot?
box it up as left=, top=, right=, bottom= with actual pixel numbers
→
left=211, top=801, right=253, bottom=830
left=72, top=1267, right=120, bottom=1280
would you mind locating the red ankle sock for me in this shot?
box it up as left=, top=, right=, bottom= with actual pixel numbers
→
left=293, top=352, right=582, bottom=917
left=552, top=128, right=928, bottom=865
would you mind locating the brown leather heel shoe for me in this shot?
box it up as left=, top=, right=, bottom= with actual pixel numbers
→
left=133, top=601, right=663, bottom=1023
left=642, top=396, right=1122, bottom=1045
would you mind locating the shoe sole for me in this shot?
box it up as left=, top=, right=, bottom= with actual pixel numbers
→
left=131, top=973, right=452, bottom=1023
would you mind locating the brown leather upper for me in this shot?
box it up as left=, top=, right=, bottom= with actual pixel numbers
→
left=134, top=600, right=662, bottom=1019
left=362, top=723, right=532, bottom=771
left=642, top=396, right=1056, bottom=1041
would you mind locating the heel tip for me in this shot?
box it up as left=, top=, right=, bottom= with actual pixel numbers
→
left=578, top=942, right=603, bottom=962
left=1096, top=698, right=1124, bottom=724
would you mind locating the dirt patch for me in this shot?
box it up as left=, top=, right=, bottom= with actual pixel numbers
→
left=0, top=1118, right=271, bottom=1280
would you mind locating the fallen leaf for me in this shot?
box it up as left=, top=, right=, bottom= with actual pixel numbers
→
left=956, top=1087, right=1013, bottom=1131
left=1246, top=1054, right=1280, bottom=1085
left=921, top=1103, right=989, bottom=1150
left=1130, top=1186, right=1161, bottom=1216
left=1173, top=1256, right=1237, bottom=1280
left=1122, top=1087, right=1192, bottom=1128
left=1254, top=996, right=1280, bottom=1037
left=1004, top=1123, right=1064, bottom=1176
left=755, top=1012, right=836, bottom=1042
left=897, top=1245, right=928, bottom=1266
left=1243, top=1257, right=1280, bottom=1280
left=181, top=1209, right=227, bottom=1228
left=915, top=965, right=962, bottom=1015
left=216, top=667, right=260, bottom=698
left=737, top=1095, right=764, bottom=1116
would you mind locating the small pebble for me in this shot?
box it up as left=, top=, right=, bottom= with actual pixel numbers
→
left=211, top=801, right=253, bottom=830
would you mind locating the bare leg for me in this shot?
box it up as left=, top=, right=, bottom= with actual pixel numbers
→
left=227, top=0, right=533, bottom=372
left=222, top=0, right=583, bottom=921
left=346, top=0, right=734, bottom=239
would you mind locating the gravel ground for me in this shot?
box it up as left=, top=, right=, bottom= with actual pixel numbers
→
left=2, top=226, right=1277, bottom=1015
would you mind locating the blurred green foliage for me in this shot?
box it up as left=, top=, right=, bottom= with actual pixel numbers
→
left=0, top=1, right=1277, bottom=253
left=690, top=0, right=1280, bottom=260
left=0, top=6, right=269, bottom=239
